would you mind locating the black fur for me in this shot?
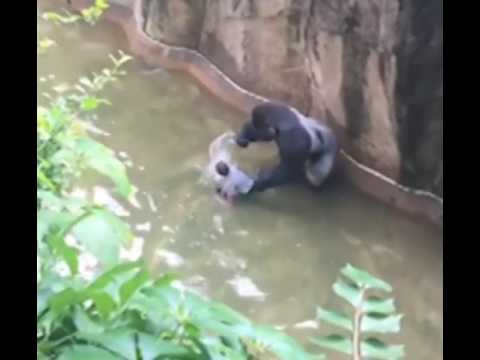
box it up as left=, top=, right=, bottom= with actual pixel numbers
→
left=235, top=102, right=337, bottom=193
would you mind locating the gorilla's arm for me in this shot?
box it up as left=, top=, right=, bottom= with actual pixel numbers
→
left=250, top=128, right=310, bottom=193
left=250, top=162, right=301, bottom=192
left=235, top=123, right=261, bottom=147
left=304, top=125, right=338, bottom=187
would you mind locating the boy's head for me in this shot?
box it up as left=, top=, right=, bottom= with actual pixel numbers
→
left=215, top=161, right=230, bottom=177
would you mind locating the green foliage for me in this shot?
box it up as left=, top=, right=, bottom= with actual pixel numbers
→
left=81, top=0, right=110, bottom=25
left=42, top=10, right=81, bottom=25
left=39, top=261, right=315, bottom=359
left=37, top=50, right=133, bottom=197
left=311, top=264, right=404, bottom=360
left=42, top=0, right=109, bottom=26
left=37, top=6, right=314, bottom=360
left=38, top=37, right=57, bottom=54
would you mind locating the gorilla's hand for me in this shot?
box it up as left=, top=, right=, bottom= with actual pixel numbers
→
left=235, top=122, right=257, bottom=148
left=235, top=135, right=250, bottom=148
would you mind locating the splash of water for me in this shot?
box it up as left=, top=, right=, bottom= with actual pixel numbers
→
left=205, top=132, right=254, bottom=201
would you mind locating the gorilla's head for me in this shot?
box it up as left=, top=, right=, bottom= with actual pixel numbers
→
left=235, top=103, right=280, bottom=147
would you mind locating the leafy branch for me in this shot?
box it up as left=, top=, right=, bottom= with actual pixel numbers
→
left=37, top=50, right=133, bottom=197
left=37, top=37, right=57, bottom=55
left=42, top=0, right=109, bottom=26
left=311, top=264, right=404, bottom=360
left=38, top=0, right=110, bottom=56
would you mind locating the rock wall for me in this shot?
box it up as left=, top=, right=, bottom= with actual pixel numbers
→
left=396, top=0, right=443, bottom=196
left=142, top=0, right=442, bottom=196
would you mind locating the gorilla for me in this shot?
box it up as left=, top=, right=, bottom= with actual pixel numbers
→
left=235, top=102, right=338, bottom=193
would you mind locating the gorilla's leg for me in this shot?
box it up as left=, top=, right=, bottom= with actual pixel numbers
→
left=251, top=162, right=303, bottom=193
left=305, top=151, right=336, bottom=188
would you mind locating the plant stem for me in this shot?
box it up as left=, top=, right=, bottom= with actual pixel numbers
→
left=353, top=289, right=365, bottom=360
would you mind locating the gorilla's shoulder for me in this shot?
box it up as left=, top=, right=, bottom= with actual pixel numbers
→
left=254, top=102, right=289, bottom=112
left=253, top=102, right=299, bottom=127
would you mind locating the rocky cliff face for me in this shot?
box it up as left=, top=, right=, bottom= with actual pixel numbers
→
left=395, top=0, right=442, bottom=196
left=142, top=0, right=442, bottom=196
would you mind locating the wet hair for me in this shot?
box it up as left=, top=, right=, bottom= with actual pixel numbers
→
left=215, top=161, right=230, bottom=177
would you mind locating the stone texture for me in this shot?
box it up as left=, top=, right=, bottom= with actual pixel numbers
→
left=395, top=0, right=443, bottom=196
left=144, top=0, right=205, bottom=47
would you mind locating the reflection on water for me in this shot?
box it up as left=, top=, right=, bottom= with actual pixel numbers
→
left=38, top=2, right=443, bottom=358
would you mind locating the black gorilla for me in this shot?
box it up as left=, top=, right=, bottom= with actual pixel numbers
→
left=235, top=102, right=338, bottom=193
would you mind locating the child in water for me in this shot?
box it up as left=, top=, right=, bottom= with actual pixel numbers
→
left=214, top=160, right=254, bottom=202
left=207, top=131, right=254, bottom=203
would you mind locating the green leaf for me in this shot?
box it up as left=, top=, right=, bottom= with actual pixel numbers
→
left=204, top=301, right=251, bottom=326
left=72, top=209, right=132, bottom=268
left=152, top=272, right=179, bottom=287
left=57, top=345, right=121, bottom=360
left=198, top=337, right=246, bottom=360
left=42, top=11, right=81, bottom=25
left=37, top=217, right=49, bottom=244
left=51, top=148, right=77, bottom=169
left=362, top=296, right=396, bottom=314
left=316, top=307, right=353, bottom=332
left=311, top=334, right=352, bottom=355
left=361, top=337, right=405, bottom=359
left=74, top=138, right=132, bottom=197
left=37, top=288, right=51, bottom=317
left=132, top=283, right=314, bottom=360
left=73, top=308, right=104, bottom=334
left=332, top=278, right=362, bottom=307
left=361, top=313, right=403, bottom=334
left=37, top=169, right=57, bottom=192
left=38, top=308, right=58, bottom=339
left=48, top=234, right=79, bottom=275
left=40, top=211, right=92, bottom=275
left=88, top=261, right=142, bottom=291
left=49, top=288, right=79, bottom=313
left=38, top=37, right=56, bottom=49
left=80, top=97, right=111, bottom=111
left=38, top=191, right=87, bottom=213
left=144, top=285, right=313, bottom=359
left=84, top=262, right=144, bottom=315
left=45, top=105, right=65, bottom=129
left=128, top=292, right=175, bottom=330
left=137, top=333, right=193, bottom=360
left=77, top=329, right=136, bottom=360
left=37, top=210, right=77, bottom=233
left=80, top=97, right=101, bottom=111
left=37, top=191, right=60, bottom=209
left=341, top=264, right=392, bottom=292
left=37, top=351, right=49, bottom=360
left=244, top=325, right=314, bottom=360
left=96, top=0, right=110, bottom=11
left=89, top=292, right=117, bottom=318
left=119, top=269, right=151, bottom=306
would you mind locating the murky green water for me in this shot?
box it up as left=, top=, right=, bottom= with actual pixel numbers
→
left=38, top=3, right=442, bottom=358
